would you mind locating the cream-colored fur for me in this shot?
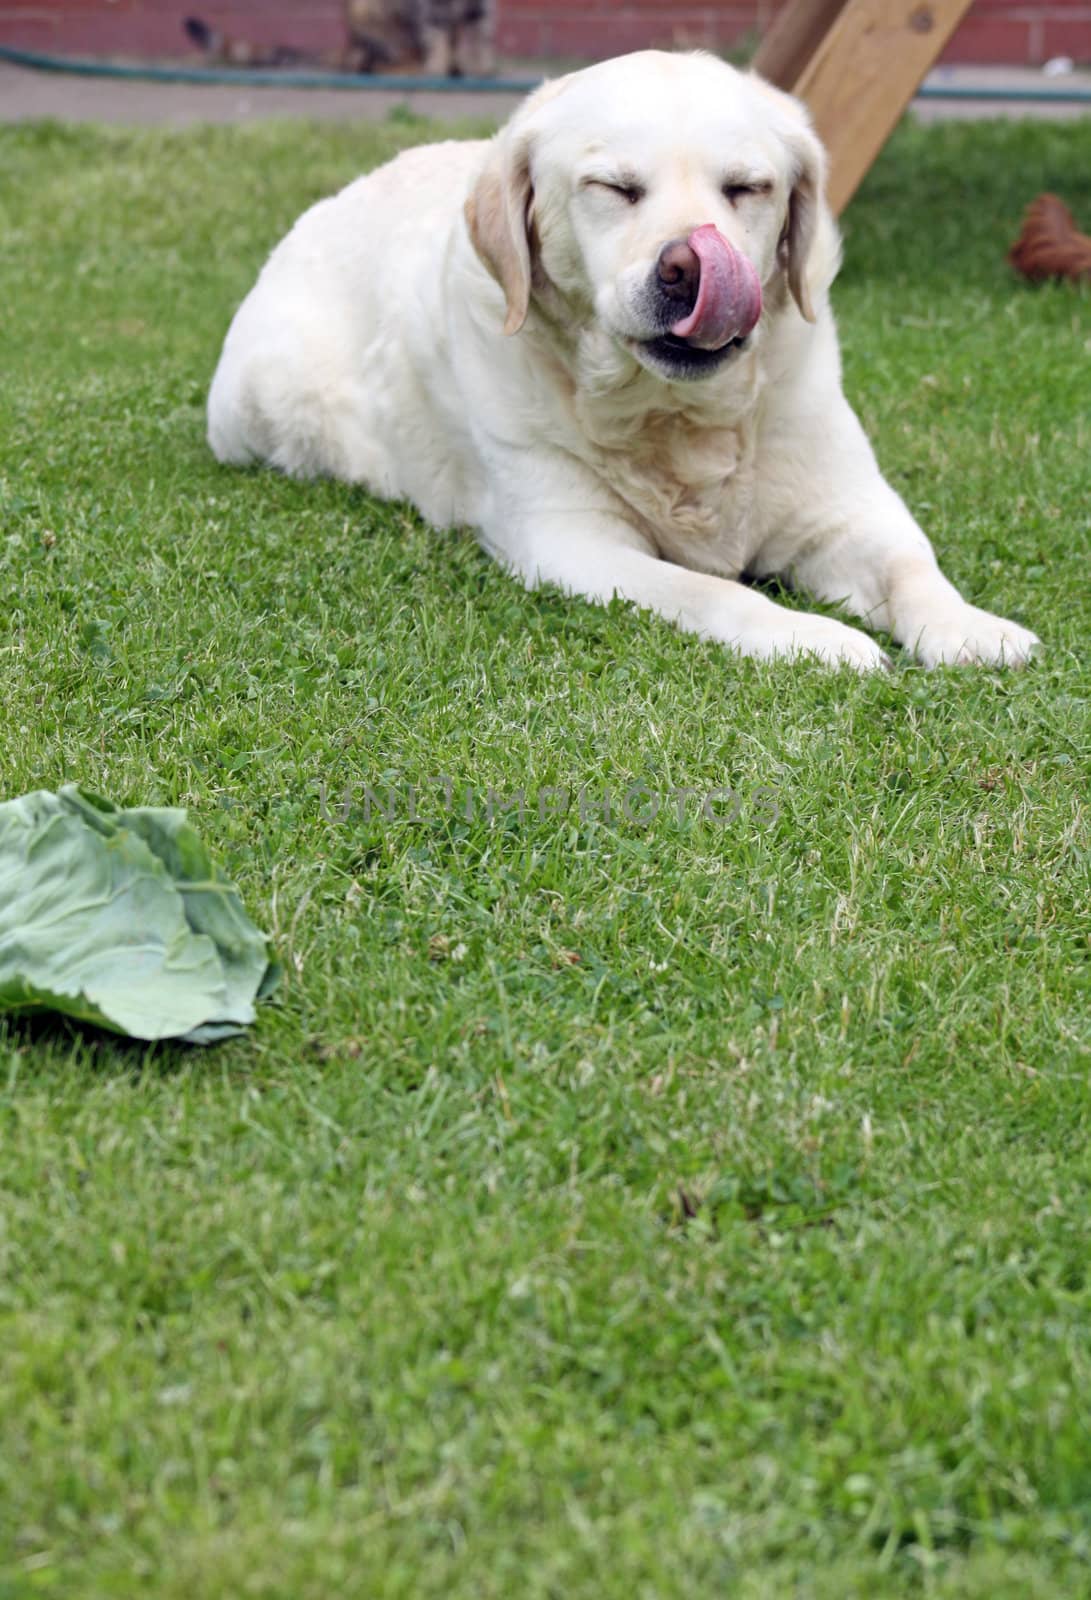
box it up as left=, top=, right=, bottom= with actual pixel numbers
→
left=208, top=50, right=1039, bottom=670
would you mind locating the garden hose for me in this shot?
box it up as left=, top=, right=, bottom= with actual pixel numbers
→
left=3, top=44, right=1091, bottom=102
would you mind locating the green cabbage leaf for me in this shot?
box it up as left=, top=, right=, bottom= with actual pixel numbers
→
left=0, top=786, right=278, bottom=1043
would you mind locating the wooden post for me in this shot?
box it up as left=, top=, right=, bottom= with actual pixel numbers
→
left=753, top=0, right=853, bottom=91
left=754, top=0, right=977, bottom=214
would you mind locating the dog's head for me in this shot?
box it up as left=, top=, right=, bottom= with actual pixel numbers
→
left=466, top=50, right=827, bottom=384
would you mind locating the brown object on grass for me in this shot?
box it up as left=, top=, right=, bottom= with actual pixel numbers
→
left=1008, top=194, right=1091, bottom=284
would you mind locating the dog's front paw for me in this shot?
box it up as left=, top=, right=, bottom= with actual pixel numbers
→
left=912, top=605, right=1040, bottom=669
left=769, top=614, right=891, bottom=673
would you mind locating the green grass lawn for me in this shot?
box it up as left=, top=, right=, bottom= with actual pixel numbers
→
left=1, top=109, right=1089, bottom=1598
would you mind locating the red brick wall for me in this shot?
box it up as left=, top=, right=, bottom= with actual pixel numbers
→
left=497, top=2, right=1091, bottom=65
left=0, top=2, right=347, bottom=59
left=1, top=1, right=1089, bottom=67
left=945, top=0, right=1091, bottom=61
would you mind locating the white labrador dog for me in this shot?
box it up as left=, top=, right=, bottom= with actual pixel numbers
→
left=208, top=49, right=1039, bottom=670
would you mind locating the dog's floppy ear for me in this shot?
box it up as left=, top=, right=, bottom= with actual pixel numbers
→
left=465, top=131, right=535, bottom=336
left=779, top=125, right=826, bottom=324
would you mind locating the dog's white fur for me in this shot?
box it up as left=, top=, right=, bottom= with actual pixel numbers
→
left=208, top=49, right=1038, bottom=670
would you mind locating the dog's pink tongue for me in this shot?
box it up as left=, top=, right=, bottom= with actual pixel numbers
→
left=670, top=224, right=762, bottom=350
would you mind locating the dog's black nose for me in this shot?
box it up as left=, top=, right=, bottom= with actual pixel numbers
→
left=657, top=238, right=700, bottom=308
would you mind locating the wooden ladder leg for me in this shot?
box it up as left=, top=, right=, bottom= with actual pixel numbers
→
left=753, top=0, right=977, bottom=214
left=753, top=0, right=854, bottom=90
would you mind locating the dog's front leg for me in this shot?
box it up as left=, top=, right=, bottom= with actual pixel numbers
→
left=479, top=456, right=889, bottom=671
left=760, top=397, right=1040, bottom=668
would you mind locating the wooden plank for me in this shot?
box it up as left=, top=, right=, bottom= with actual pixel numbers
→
left=785, top=0, right=977, bottom=214
left=752, top=0, right=853, bottom=92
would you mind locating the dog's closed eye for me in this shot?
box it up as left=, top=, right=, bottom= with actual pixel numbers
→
left=585, top=177, right=645, bottom=206
left=722, top=179, right=774, bottom=205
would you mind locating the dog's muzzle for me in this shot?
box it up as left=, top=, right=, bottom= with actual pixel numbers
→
left=629, top=224, right=763, bottom=381
left=657, top=224, right=763, bottom=350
